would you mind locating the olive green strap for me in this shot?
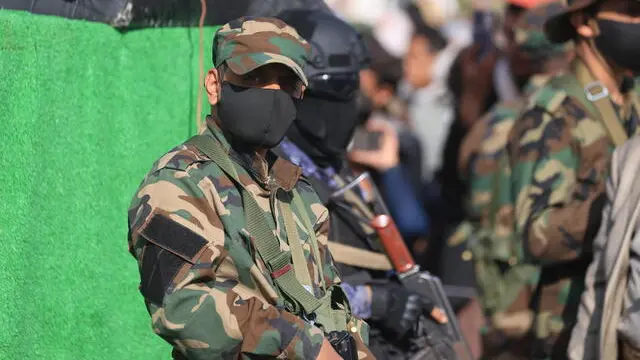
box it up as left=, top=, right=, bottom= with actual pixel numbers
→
left=280, top=200, right=314, bottom=291
left=574, top=61, right=628, bottom=146
left=186, top=135, right=321, bottom=315
left=327, top=241, right=393, bottom=271
left=291, top=189, right=326, bottom=288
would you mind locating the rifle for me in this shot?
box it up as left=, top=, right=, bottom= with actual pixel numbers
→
left=372, top=215, right=473, bottom=360
left=331, top=173, right=473, bottom=360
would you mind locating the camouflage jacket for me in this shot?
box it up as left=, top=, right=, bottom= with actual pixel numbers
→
left=457, top=76, right=549, bottom=319
left=507, top=59, right=640, bottom=344
left=462, top=75, right=549, bottom=222
left=128, top=117, right=365, bottom=359
left=508, top=64, right=640, bottom=263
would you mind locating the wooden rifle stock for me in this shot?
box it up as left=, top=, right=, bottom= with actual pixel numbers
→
left=370, top=214, right=417, bottom=274
left=370, top=216, right=474, bottom=360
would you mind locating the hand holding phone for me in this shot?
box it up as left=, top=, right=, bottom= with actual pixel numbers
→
left=347, top=120, right=399, bottom=172
left=351, top=127, right=382, bottom=152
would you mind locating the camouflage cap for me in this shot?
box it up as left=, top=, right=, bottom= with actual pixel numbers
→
left=213, top=17, right=312, bottom=85
left=515, top=1, right=572, bottom=58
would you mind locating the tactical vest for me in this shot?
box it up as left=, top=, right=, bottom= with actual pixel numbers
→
left=186, top=135, right=367, bottom=340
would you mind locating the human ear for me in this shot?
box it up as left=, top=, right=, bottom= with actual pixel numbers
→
left=205, top=68, right=222, bottom=105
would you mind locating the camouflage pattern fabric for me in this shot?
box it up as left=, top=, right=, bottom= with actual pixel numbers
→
left=507, top=59, right=640, bottom=355
left=459, top=76, right=549, bottom=319
left=128, top=117, right=372, bottom=359
left=455, top=0, right=570, bottom=326
left=513, top=1, right=572, bottom=60
left=213, top=17, right=311, bottom=85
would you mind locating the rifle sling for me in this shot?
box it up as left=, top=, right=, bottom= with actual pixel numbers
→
left=186, top=135, right=322, bottom=315
left=327, top=241, right=393, bottom=271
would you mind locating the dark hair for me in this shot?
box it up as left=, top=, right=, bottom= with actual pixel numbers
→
left=405, top=3, right=428, bottom=29
left=505, top=4, right=526, bottom=17
left=361, top=32, right=403, bottom=90
left=413, top=24, right=448, bottom=53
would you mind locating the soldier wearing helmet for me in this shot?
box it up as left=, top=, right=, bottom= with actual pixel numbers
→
left=275, top=9, right=456, bottom=360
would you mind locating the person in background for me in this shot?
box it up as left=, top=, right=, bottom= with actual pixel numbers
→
left=127, top=17, right=372, bottom=360
left=403, top=22, right=452, bottom=183
left=358, top=31, right=425, bottom=220
left=457, top=3, right=573, bottom=359
left=508, top=0, right=640, bottom=358
left=276, top=9, right=451, bottom=360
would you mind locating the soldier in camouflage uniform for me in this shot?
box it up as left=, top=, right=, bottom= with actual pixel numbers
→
left=127, top=17, right=373, bottom=360
left=456, top=3, right=572, bottom=359
left=506, top=0, right=640, bottom=358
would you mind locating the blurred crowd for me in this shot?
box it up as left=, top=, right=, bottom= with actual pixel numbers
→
left=321, top=0, right=639, bottom=359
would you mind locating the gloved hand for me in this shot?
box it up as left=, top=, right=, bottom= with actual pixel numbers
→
left=369, top=282, right=446, bottom=342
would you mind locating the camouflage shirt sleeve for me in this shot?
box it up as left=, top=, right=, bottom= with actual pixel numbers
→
left=509, top=96, right=608, bottom=263
left=128, top=163, right=325, bottom=359
left=465, top=104, right=520, bottom=220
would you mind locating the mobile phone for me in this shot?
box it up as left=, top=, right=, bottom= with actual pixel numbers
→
left=350, top=127, right=382, bottom=151
left=472, top=10, right=494, bottom=61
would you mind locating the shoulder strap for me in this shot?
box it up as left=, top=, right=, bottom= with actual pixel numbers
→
left=186, top=135, right=322, bottom=315
left=550, top=63, right=628, bottom=146
left=291, top=189, right=326, bottom=288
left=327, top=241, right=393, bottom=271
left=280, top=200, right=314, bottom=290
left=575, top=62, right=628, bottom=146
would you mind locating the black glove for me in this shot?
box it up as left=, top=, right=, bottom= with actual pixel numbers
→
left=370, top=282, right=433, bottom=341
left=326, top=331, right=358, bottom=360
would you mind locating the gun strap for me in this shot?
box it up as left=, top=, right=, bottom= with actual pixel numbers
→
left=551, top=60, right=630, bottom=146
left=280, top=199, right=314, bottom=291
left=332, top=175, right=376, bottom=225
left=186, top=135, right=322, bottom=315
left=575, top=61, right=628, bottom=146
left=327, top=241, right=392, bottom=271
left=291, top=190, right=325, bottom=288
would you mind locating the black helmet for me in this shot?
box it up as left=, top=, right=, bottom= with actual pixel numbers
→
left=278, top=9, right=370, bottom=100
left=277, top=9, right=370, bottom=168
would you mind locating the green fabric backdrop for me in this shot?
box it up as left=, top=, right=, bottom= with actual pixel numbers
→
left=0, top=10, right=217, bottom=359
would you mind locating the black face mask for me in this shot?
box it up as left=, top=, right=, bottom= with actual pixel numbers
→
left=595, top=19, right=640, bottom=74
left=217, top=82, right=297, bottom=149
left=288, top=94, right=358, bottom=167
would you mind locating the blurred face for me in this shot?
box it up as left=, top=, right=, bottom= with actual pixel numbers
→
left=404, top=35, right=436, bottom=89
left=359, top=69, right=378, bottom=101
left=508, top=45, right=535, bottom=79
left=503, top=5, right=532, bottom=80
left=502, top=5, right=526, bottom=50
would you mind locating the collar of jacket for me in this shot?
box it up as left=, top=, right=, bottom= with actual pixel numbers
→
left=204, top=116, right=302, bottom=192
